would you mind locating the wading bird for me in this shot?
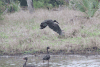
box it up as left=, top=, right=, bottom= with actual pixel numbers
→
left=43, top=47, right=50, bottom=64
left=23, top=57, right=35, bottom=67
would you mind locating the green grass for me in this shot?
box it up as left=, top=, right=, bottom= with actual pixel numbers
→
left=0, top=8, right=100, bottom=55
left=81, top=28, right=100, bottom=36
left=0, top=32, right=9, bottom=38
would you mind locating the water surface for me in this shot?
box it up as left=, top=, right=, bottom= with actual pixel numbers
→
left=0, top=55, right=100, bottom=67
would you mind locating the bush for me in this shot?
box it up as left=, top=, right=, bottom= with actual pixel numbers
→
left=69, top=0, right=99, bottom=18
left=49, top=0, right=65, bottom=7
left=0, top=0, right=20, bottom=14
left=8, top=1, right=20, bottom=13
left=0, top=1, right=6, bottom=19
left=33, top=0, right=65, bottom=8
left=33, top=1, right=44, bottom=8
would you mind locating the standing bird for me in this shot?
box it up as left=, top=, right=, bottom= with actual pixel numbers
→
left=23, top=57, right=35, bottom=67
left=43, top=47, right=50, bottom=64
left=40, top=19, right=64, bottom=35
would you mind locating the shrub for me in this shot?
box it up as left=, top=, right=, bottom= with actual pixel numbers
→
left=49, top=0, right=65, bottom=7
left=33, top=0, right=65, bottom=8
left=33, top=1, right=44, bottom=8
left=0, top=1, right=6, bottom=19
left=69, top=0, right=99, bottom=18
left=8, top=2, right=20, bottom=13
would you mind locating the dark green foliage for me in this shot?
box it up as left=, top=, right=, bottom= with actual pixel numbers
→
left=33, top=0, right=45, bottom=8
left=8, top=2, right=19, bottom=13
left=0, top=0, right=5, bottom=19
left=0, top=0, right=20, bottom=20
left=0, top=0, right=20, bottom=13
left=33, top=0, right=65, bottom=8
left=0, top=1, right=3, bottom=13
left=49, top=0, right=65, bottom=7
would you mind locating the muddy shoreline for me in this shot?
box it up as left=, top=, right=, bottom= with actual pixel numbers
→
left=0, top=49, right=100, bottom=56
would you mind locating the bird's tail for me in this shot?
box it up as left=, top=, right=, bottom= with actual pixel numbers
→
left=60, top=30, right=65, bottom=36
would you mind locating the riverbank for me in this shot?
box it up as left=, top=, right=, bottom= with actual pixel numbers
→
left=0, top=8, right=100, bottom=55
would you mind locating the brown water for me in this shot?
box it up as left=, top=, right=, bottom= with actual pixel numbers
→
left=0, top=55, right=100, bottom=67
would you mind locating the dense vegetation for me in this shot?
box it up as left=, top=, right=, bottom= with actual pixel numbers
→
left=33, top=0, right=66, bottom=8
left=0, top=0, right=100, bottom=19
left=0, top=0, right=19, bottom=19
left=0, top=0, right=65, bottom=19
left=0, top=0, right=5, bottom=19
left=69, top=0, right=99, bottom=18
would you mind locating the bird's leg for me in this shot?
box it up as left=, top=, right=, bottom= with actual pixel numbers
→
left=48, top=60, right=49, bottom=67
left=48, top=60, right=49, bottom=64
left=43, top=60, right=44, bottom=63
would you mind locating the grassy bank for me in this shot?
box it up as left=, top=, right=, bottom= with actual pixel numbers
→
left=0, top=8, right=100, bottom=55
